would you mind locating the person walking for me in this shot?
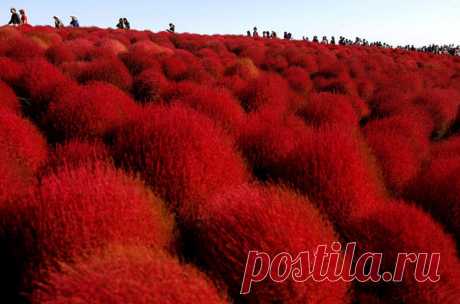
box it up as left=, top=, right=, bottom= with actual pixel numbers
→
left=116, top=18, right=124, bottom=29
left=53, top=16, right=64, bottom=28
left=70, top=16, right=79, bottom=27
left=19, top=9, right=28, bottom=25
left=123, top=18, right=130, bottom=30
left=8, top=8, right=21, bottom=26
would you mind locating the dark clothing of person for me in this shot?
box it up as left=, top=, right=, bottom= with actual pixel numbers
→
left=116, top=21, right=124, bottom=29
left=70, top=20, right=79, bottom=27
left=54, top=19, right=64, bottom=28
left=124, top=20, right=130, bottom=30
left=8, top=12, right=20, bottom=25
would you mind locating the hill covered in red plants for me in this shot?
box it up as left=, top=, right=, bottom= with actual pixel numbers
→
left=0, top=25, right=460, bottom=303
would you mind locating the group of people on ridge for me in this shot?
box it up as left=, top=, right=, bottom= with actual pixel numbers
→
left=116, top=18, right=131, bottom=30
left=7, top=9, right=176, bottom=33
left=8, top=8, right=27, bottom=25
left=247, top=27, right=292, bottom=40
left=53, top=16, right=79, bottom=28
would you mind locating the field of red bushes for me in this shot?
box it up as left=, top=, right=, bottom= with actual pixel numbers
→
left=0, top=25, right=459, bottom=303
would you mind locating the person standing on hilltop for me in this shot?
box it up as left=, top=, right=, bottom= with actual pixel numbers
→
left=8, top=8, right=21, bottom=26
left=19, top=9, right=28, bottom=25
left=252, top=27, right=259, bottom=38
left=123, top=18, right=130, bottom=30
left=53, top=16, right=64, bottom=28
left=70, top=16, right=80, bottom=27
left=116, top=18, right=124, bottom=29
left=168, top=23, right=175, bottom=33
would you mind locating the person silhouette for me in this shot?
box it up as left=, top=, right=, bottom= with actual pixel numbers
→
left=168, top=23, right=175, bottom=33
left=53, top=16, right=64, bottom=28
left=19, top=9, right=28, bottom=25
left=8, top=8, right=21, bottom=26
left=123, top=18, right=130, bottom=30
left=116, top=18, right=124, bottom=29
left=70, top=16, right=79, bottom=28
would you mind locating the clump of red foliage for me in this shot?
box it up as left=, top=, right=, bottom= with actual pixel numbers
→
left=192, top=184, right=350, bottom=303
left=32, top=247, right=227, bottom=304
left=46, top=81, right=138, bottom=139
left=113, top=104, right=249, bottom=220
left=346, top=200, right=460, bottom=303
left=0, top=163, right=174, bottom=300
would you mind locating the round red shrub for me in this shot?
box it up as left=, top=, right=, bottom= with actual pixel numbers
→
left=132, top=67, right=170, bottom=103
left=237, top=112, right=312, bottom=180
left=0, top=111, right=48, bottom=173
left=0, top=80, right=20, bottom=113
left=414, top=88, right=460, bottom=137
left=120, top=42, right=164, bottom=75
left=32, top=247, right=227, bottom=304
left=224, top=58, right=259, bottom=80
left=0, top=56, right=23, bottom=84
left=0, top=163, right=174, bottom=300
left=239, top=72, right=291, bottom=114
left=97, top=38, right=128, bottom=55
left=162, top=54, right=191, bottom=81
left=298, top=92, right=360, bottom=127
left=46, top=82, right=139, bottom=139
left=283, top=66, right=312, bottom=93
left=77, top=58, right=133, bottom=91
left=45, top=139, right=112, bottom=173
left=283, top=125, right=386, bottom=228
left=45, top=43, right=76, bottom=65
left=62, top=38, right=94, bottom=60
left=2, top=35, right=45, bottom=60
left=170, top=81, right=246, bottom=135
left=347, top=201, right=460, bottom=303
left=192, top=184, right=350, bottom=303
left=406, top=157, right=460, bottom=245
left=431, top=135, right=460, bottom=159
left=113, top=104, right=249, bottom=220
left=19, top=58, right=71, bottom=105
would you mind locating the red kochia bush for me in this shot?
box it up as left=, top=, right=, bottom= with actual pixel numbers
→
left=113, top=104, right=249, bottom=220
left=193, top=184, right=350, bottom=303
left=0, top=163, right=174, bottom=299
left=19, top=58, right=71, bottom=105
left=239, top=72, right=291, bottom=113
left=431, top=135, right=460, bottom=159
left=0, top=81, right=20, bottom=113
left=283, top=66, right=312, bottom=93
left=298, top=92, right=360, bottom=127
left=169, top=81, right=246, bottom=135
left=237, top=112, right=312, bottom=180
left=0, top=111, right=48, bottom=173
left=132, top=67, right=170, bottom=103
left=0, top=56, right=23, bottom=84
left=45, top=43, right=76, bottom=64
left=0, top=109, right=47, bottom=206
left=363, top=111, right=432, bottom=193
left=32, top=247, right=227, bottom=304
left=2, top=35, right=45, bottom=60
left=347, top=201, right=460, bottom=303
left=76, top=58, right=133, bottom=91
left=45, top=139, right=112, bottom=173
left=283, top=125, right=385, bottom=228
left=46, top=82, right=138, bottom=139
left=406, top=157, right=460, bottom=245
left=414, top=88, right=460, bottom=136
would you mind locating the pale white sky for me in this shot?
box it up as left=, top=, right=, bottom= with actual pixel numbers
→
left=2, top=1, right=459, bottom=46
